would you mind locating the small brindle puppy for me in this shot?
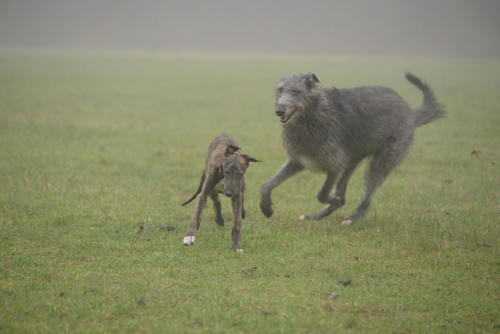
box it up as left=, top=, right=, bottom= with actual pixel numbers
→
left=182, top=134, right=259, bottom=252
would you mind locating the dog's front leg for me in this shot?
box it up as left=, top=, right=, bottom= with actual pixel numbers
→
left=260, top=159, right=303, bottom=218
left=183, top=181, right=211, bottom=246
left=231, top=194, right=243, bottom=252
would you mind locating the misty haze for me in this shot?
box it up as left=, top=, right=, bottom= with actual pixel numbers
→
left=1, top=0, right=499, bottom=57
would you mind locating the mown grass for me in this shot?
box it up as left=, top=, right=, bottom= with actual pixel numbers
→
left=0, top=51, right=499, bottom=333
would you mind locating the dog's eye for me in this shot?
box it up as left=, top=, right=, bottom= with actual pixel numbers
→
left=290, top=90, right=300, bottom=96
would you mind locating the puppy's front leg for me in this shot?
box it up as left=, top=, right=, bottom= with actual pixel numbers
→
left=183, top=179, right=211, bottom=246
left=231, top=194, right=243, bottom=252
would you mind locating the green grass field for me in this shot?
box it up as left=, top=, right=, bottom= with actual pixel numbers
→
left=1, top=51, right=499, bottom=333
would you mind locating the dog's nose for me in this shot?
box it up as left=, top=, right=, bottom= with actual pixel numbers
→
left=224, top=190, right=233, bottom=197
left=275, top=104, right=286, bottom=117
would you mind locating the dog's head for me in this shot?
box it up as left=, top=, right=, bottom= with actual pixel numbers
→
left=275, top=72, right=321, bottom=125
left=222, top=145, right=259, bottom=198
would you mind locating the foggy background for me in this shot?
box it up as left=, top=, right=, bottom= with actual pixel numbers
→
left=1, top=0, right=499, bottom=57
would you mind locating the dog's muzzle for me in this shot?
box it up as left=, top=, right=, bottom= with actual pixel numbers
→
left=275, top=104, right=293, bottom=123
left=275, top=104, right=286, bottom=117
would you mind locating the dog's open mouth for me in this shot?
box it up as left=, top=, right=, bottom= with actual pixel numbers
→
left=279, top=111, right=295, bottom=124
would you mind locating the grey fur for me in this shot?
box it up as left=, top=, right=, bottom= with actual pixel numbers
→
left=260, top=72, right=445, bottom=224
left=182, top=134, right=259, bottom=251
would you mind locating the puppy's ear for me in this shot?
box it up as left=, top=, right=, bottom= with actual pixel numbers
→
left=225, top=145, right=240, bottom=156
left=242, top=154, right=261, bottom=164
left=303, top=72, right=320, bottom=87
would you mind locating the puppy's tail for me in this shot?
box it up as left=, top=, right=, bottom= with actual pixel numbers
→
left=405, top=72, right=445, bottom=127
left=181, top=172, right=205, bottom=206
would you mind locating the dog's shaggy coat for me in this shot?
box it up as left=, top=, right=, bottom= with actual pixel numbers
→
left=260, top=72, right=445, bottom=224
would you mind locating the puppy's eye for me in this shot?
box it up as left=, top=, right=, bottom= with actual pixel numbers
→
left=290, top=90, right=300, bottom=96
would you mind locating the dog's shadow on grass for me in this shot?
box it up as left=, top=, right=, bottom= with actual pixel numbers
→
left=283, top=212, right=375, bottom=237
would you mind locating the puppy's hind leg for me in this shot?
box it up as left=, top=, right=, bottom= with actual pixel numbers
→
left=210, top=191, right=224, bottom=226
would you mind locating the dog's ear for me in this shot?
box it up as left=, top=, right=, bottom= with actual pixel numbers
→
left=225, top=145, right=240, bottom=156
left=303, top=72, right=320, bottom=87
left=242, top=154, right=261, bottom=164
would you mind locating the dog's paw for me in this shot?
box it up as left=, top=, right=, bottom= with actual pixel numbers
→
left=235, top=248, right=244, bottom=253
left=215, top=217, right=225, bottom=227
left=341, top=219, right=352, bottom=226
left=182, top=235, right=195, bottom=246
left=259, top=200, right=274, bottom=218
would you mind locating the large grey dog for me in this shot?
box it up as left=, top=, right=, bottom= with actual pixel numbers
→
left=182, top=134, right=259, bottom=252
left=260, top=72, right=444, bottom=224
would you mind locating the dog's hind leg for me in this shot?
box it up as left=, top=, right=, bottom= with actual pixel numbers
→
left=342, top=159, right=389, bottom=225
left=343, top=137, right=412, bottom=225
left=300, top=160, right=360, bottom=221
left=300, top=171, right=339, bottom=220
left=210, top=191, right=224, bottom=226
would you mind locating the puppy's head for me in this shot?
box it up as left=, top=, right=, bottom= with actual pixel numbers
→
left=222, top=145, right=259, bottom=198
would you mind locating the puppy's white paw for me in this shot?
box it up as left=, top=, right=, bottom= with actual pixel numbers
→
left=299, top=214, right=306, bottom=220
left=183, top=235, right=195, bottom=246
left=341, top=219, right=352, bottom=226
left=235, top=248, right=244, bottom=253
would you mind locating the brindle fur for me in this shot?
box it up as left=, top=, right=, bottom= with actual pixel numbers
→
left=182, top=134, right=259, bottom=251
left=260, top=72, right=445, bottom=224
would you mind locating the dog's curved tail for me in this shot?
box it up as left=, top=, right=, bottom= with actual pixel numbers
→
left=181, top=172, right=205, bottom=206
left=405, top=72, right=445, bottom=127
